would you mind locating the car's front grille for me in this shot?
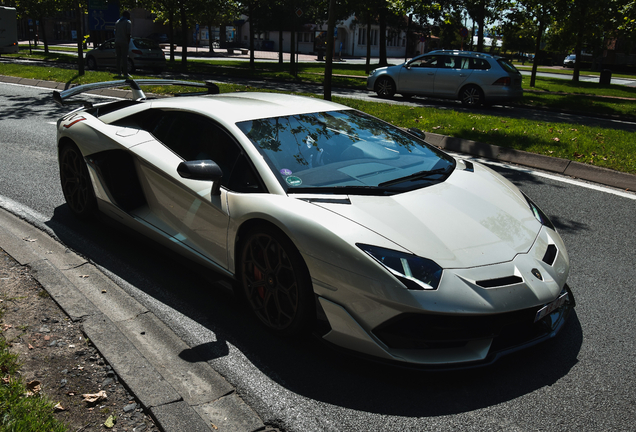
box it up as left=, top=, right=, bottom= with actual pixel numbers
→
left=373, top=308, right=537, bottom=350
left=373, top=287, right=573, bottom=352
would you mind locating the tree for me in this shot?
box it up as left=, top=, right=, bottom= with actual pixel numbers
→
left=510, top=0, right=554, bottom=87
left=547, top=0, right=626, bottom=81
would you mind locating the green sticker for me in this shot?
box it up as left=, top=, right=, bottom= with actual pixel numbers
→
left=286, top=176, right=302, bottom=187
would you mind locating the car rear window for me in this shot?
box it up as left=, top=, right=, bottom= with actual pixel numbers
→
left=497, top=59, right=519, bottom=74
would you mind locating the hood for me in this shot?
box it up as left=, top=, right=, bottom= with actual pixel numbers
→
left=312, top=164, right=541, bottom=269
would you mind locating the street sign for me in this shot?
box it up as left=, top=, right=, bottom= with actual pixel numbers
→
left=296, top=8, right=303, bottom=18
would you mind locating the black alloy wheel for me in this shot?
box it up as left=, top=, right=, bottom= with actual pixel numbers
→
left=240, top=226, right=314, bottom=335
left=86, top=56, right=97, bottom=69
left=375, top=77, right=396, bottom=98
left=460, top=85, right=484, bottom=107
left=59, top=144, right=97, bottom=219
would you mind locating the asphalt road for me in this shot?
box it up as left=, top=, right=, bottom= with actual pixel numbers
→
left=1, top=82, right=635, bottom=431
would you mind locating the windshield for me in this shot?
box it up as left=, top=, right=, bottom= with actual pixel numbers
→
left=237, top=110, right=455, bottom=194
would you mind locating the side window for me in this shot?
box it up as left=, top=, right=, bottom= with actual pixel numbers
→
left=443, top=56, right=458, bottom=68
left=228, top=155, right=266, bottom=193
left=115, top=110, right=266, bottom=193
left=154, top=112, right=242, bottom=185
left=413, top=56, right=439, bottom=68
left=469, top=58, right=491, bottom=70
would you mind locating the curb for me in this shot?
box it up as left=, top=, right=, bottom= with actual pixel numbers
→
left=0, top=209, right=267, bottom=432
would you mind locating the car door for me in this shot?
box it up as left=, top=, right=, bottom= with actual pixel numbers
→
left=397, top=55, right=441, bottom=95
left=96, top=40, right=117, bottom=67
left=434, top=55, right=474, bottom=97
left=130, top=110, right=244, bottom=270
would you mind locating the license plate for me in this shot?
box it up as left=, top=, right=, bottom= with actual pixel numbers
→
left=534, top=292, right=569, bottom=323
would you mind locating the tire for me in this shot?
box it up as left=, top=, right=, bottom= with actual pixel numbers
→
left=375, top=76, right=396, bottom=98
left=86, top=56, right=97, bottom=70
left=59, top=144, right=97, bottom=219
left=127, top=58, right=135, bottom=73
left=460, top=85, right=484, bottom=107
left=239, top=225, right=315, bottom=335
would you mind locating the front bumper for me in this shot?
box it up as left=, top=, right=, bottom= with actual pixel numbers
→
left=311, top=226, right=572, bottom=367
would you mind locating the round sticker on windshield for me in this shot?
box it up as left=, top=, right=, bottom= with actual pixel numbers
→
left=286, top=176, right=302, bottom=187
left=280, top=168, right=292, bottom=176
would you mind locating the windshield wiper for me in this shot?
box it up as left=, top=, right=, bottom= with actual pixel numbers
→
left=378, top=167, right=451, bottom=187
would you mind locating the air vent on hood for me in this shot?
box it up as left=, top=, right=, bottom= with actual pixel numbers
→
left=463, top=160, right=474, bottom=172
left=542, top=244, right=558, bottom=266
left=476, top=276, right=523, bottom=288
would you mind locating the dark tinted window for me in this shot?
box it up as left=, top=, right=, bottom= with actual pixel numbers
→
left=116, top=110, right=265, bottom=192
left=133, top=38, right=161, bottom=50
left=497, top=58, right=519, bottom=73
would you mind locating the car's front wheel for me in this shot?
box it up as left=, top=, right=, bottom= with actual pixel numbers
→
left=375, top=77, right=396, bottom=98
left=59, top=143, right=97, bottom=219
left=239, top=225, right=315, bottom=335
left=86, top=56, right=97, bottom=70
left=460, top=85, right=484, bottom=107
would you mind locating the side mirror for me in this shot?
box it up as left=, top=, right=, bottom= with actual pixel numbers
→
left=177, top=160, right=223, bottom=195
left=407, top=127, right=426, bottom=141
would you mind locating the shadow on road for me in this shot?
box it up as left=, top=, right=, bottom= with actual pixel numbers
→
left=44, top=198, right=583, bottom=419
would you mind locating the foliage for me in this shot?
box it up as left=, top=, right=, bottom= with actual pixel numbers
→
left=0, top=337, right=68, bottom=432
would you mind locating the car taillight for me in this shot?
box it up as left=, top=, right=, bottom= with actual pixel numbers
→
left=131, top=49, right=143, bottom=55
left=493, top=77, right=511, bottom=86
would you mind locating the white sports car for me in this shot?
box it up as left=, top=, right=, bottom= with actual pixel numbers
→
left=54, top=79, right=574, bottom=367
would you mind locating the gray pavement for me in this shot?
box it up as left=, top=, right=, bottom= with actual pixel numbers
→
left=0, top=74, right=635, bottom=432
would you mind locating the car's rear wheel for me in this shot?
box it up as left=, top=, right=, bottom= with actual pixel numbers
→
left=86, top=56, right=97, bottom=70
left=375, top=77, right=396, bottom=98
left=460, top=85, right=484, bottom=107
left=127, top=58, right=135, bottom=73
left=239, top=225, right=314, bottom=335
left=59, top=143, right=97, bottom=219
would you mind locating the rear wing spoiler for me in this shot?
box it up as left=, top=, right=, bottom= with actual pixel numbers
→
left=52, top=79, right=220, bottom=108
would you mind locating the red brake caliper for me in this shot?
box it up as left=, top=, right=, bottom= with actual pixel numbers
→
left=254, top=266, right=265, bottom=299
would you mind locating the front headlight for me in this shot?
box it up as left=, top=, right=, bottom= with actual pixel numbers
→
left=522, top=192, right=555, bottom=230
left=357, top=244, right=443, bottom=290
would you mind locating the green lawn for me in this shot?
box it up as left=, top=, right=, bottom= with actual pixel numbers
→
left=0, top=336, right=67, bottom=431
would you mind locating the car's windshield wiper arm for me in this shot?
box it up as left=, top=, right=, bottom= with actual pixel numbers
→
left=378, top=167, right=451, bottom=187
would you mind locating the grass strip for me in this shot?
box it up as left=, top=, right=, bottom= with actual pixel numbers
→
left=0, top=336, right=67, bottom=432
left=1, top=62, right=635, bottom=174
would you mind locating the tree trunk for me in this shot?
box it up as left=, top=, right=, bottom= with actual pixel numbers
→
left=248, top=11, right=254, bottom=69
left=278, top=30, right=283, bottom=64
left=365, top=11, right=371, bottom=74
left=290, top=25, right=296, bottom=76
left=39, top=16, right=49, bottom=54
left=379, top=6, right=387, bottom=66
left=76, top=2, right=84, bottom=75
left=324, top=0, right=336, bottom=100
left=477, top=0, right=485, bottom=52
left=208, top=22, right=214, bottom=53
left=530, top=19, right=544, bottom=88
left=168, top=9, right=175, bottom=62
left=180, top=3, right=188, bottom=65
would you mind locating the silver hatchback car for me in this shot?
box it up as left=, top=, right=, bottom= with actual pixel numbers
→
left=367, top=50, right=523, bottom=107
